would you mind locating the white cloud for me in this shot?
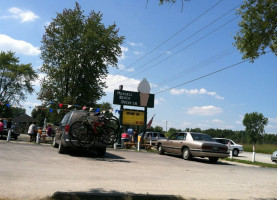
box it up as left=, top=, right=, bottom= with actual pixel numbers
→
left=104, top=74, right=140, bottom=92
left=117, top=63, right=134, bottom=72
left=170, top=88, right=224, bottom=100
left=187, top=105, right=222, bottom=116
left=235, top=121, right=242, bottom=125
left=155, top=97, right=166, bottom=105
left=212, top=119, right=223, bottom=124
left=2, top=7, right=39, bottom=22
left=133, top=51, right=143, bottom=55
left=269, top=118, right=277, bottom=123
left=182, top=121, right=192, bottom=127
left=118, top=46, right=128, bottom=60
left=128, top=42, right=143, bottom=47
left=0, top=34, right=41, bottom=56
left=31, top=73, right=45, bottom=87
left=24, top=101, right=40, bottom=108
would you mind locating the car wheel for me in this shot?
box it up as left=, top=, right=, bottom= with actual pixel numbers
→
left=157, top=144, right=164, bottom=155
left=97, top=148, right=106, bottom=157
left=209, top=157, right=218, bottom=163
left=52, top=136, right=58, bottom=148
left=58, top=140, right=66, bottom=154
left=182, top=147, right=192, bottom=160
left=14, top=135, right=18, bottom=140
left=233, top=149, right=239, bottom=157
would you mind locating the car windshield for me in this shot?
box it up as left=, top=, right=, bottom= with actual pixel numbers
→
left=191, top=133, right=213, bottom=141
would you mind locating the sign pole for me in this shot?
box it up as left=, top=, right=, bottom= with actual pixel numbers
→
left=142, top=107, right=147, bottom=144
left=118, top=85, right=124, bottom=146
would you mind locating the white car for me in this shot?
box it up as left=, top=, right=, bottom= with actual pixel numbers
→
left=213, top=138, right=244, bottom=156
left=271, top=151, right=277, bottom=163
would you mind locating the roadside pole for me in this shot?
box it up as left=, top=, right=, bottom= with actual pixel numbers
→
left=36, top=132, right=40, bottom=144
left=6, top=130, right=11, bottom=142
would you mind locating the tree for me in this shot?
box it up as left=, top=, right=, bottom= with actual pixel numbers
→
left=39, top=2, right=125, bottom=107
left=0, top=107, right=26, bottom=118
left=0, top=51, right=38, bottom=114
left=234, top=0, right=277, bottom=62
left=242, top=112, right=268, bottom=152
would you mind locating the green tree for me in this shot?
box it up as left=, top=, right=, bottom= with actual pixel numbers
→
left=39, top=2, right=125, bottom=107
left=242, top=112, right=268, bottom=151
left=234, top=0, right=277, bottom=62
left=0, top=107, right=26, bottom=118
left=154, top=125, right=163, bottom=132
left=31, top=107, right=48, bottom=127
left=0, top=51, right=38, bottom=114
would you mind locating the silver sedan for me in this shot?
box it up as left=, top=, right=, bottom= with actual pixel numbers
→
left=156, top=132, right=229, bottom=163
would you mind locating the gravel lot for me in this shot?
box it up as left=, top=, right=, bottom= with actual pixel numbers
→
left=0, top=138, right=277, bottom=200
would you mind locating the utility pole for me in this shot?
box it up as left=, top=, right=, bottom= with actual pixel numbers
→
left=166, top=121, right=168, bottom=132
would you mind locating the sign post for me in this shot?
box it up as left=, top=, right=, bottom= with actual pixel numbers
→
left=113, top=78, right=155, bottom=147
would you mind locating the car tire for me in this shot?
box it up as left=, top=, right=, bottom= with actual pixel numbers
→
left=157, top=144, right=164, bottom=155
left=14, top=135, right=18, bottom=140
left=52, top=136, right=58, bottom=148
left=182, top=147, right=192, bottom=160
left=58, top=140, right=66, bottom=154
left=233, top=149, right=239, bottom=157
left=97, top=148, right=106, bottom=157
left=209, top=157, right=218, bottom=163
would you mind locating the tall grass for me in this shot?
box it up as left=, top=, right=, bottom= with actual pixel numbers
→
left=243, top=143, right=277, bottom=154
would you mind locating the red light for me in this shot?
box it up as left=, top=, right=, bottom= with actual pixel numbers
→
left=220, top=147, right=228, bottom=152
left=202, top=145, right=211, bottom=150
left=65, top=124, right=70, bottom=134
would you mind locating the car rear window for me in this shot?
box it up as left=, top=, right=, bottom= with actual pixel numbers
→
left=191, top=133, right=213, bottom=141
left=70, top=111, right=87, bottom=124
left=61, top=112, right=72, bottom=125
left=159, top=133, right=165, bottom=138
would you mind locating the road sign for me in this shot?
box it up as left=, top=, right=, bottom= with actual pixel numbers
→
left=113, top=90, right=154, bottom=108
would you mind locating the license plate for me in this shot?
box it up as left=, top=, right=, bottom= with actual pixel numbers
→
left=212, top=146, right=218, bottom=151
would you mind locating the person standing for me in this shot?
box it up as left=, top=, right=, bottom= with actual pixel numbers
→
left=28, top=122, right=37, bottom=142
left=0, top=119, right=4, bottom=138
left=46, top=124, right=53, bottom=137
left=7, top=119, right=12, bottom=130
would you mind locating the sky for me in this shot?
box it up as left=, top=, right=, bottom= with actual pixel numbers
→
left=0, top=0, right=276, bottom=134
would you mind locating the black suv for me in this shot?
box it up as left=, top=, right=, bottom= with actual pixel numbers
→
left=52, top=110, right=107, bottom=156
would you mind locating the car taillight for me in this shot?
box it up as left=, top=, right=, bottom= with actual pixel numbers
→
left=65, top=124, right=70, bottom=134
left=202, top=145, right=212, bottom=150
left=219, top=147, right=228, bottom=152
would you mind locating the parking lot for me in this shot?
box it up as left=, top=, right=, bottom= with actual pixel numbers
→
left=0, top=137, right=277, bottom=200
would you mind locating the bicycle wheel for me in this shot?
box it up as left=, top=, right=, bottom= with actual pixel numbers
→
left=100, top=118, right=119, bottom=145
left=70, top=121, right=95, bottom=147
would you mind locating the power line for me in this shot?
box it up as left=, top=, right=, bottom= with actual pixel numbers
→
left=155, top=59, right=250, bottom=95
left=115, top=0, right=224, bottom=75
left=120, top=3, right=240, bottom=79
left=154, top=48, right=235, bottom=89
left=127, top=16, right=239, bottom=79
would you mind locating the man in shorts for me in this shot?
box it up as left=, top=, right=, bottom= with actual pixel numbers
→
left=28, top=122, right=37, bottom=142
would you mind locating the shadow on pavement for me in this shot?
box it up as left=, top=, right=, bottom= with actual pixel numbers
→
left=163, top=154, right=232, bottom=165
left=45, top=189, right=186, bottom=200
left=66, top=149, right=131, bottom=163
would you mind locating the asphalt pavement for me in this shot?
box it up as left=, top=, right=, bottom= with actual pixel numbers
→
left=2, top=134, right=275, bottom=165
left=0, top=140, right=277, bottom=200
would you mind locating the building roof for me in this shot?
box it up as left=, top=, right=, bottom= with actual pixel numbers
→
left=12, top=114, right=38, bottom=123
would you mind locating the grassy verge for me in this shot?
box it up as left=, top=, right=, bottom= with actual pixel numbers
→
left=242, top=143, right=277, bottom=154
left=223, top=158, right=277, bottom=168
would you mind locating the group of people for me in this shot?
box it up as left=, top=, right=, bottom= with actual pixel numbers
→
left=127, top=128, right=138, bottom=143
left=0, top=118, right=13, bottom=138
left=27, top=122, right=53, bottom=142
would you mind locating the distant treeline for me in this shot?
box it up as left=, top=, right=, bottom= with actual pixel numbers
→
left=164, top=127, right=277, bottom=145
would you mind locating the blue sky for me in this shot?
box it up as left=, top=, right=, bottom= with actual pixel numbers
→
left=0, top=0, right=276, bottom=134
